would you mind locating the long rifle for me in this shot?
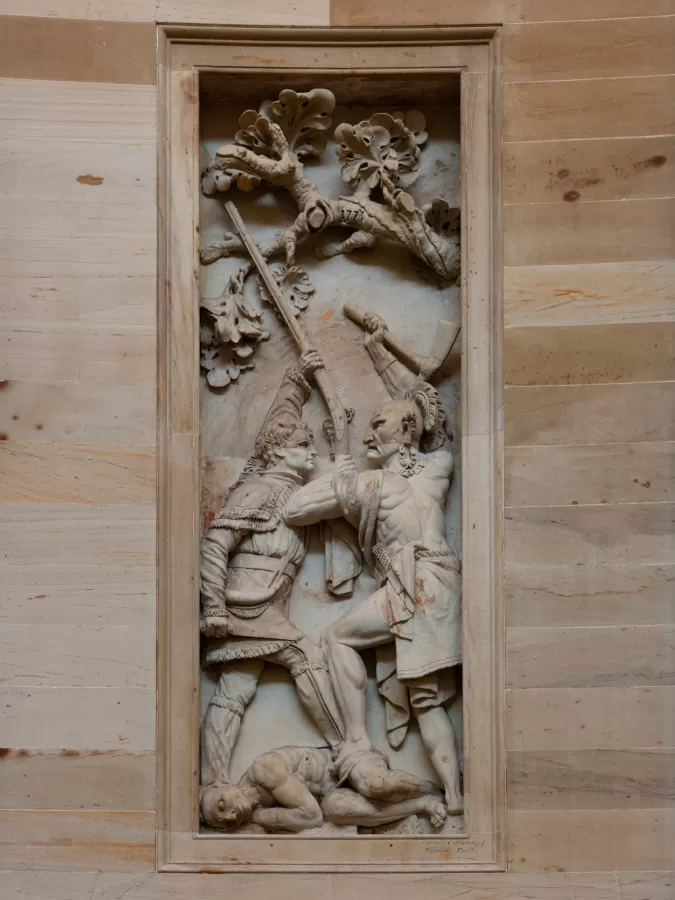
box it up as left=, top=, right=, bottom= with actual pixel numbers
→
left=225, top=200, right=350, bottom=457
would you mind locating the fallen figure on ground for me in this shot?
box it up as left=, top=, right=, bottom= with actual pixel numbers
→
left=200, top=744, right=446, bottom=833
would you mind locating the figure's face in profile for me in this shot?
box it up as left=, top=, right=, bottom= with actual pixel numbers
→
left=276, top=427, right=317, bottom=477
left=363, top=402, right=420, bottom=463
left=201, top=783, right=253, bottom=829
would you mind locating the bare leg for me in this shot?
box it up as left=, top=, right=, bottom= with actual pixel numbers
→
left=326, top=643, right=368, bottom=748
left=323, top=789, right=446, bottom=829
left=350, top=754, right=440, bottom=803
left=322, top=587, right=392, bottom=750
left=414, top=705, right=463, bottom=815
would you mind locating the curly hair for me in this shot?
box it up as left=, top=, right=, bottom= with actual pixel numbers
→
left=254, top=420, right=313, bottom=467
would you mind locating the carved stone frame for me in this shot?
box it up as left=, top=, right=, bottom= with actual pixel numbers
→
left=157, top=24, right=504, bottom=872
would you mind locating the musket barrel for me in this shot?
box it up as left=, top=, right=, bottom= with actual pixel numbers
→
left=225, top=201, right=309, bottom=352
left=224, top=201, right=348, bottom=456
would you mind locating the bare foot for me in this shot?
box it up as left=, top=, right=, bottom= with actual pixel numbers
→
left=424, top=797, right=447, bottom=829
left=445, top=790, right=464, bottom=817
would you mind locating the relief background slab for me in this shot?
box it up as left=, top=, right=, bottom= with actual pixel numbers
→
left=198, top=99, right=463, bottom=795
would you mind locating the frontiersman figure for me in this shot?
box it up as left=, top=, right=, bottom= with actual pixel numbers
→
left=199, top=350, right=361, bottom=822
left=285, top=318, right=463, bottom=815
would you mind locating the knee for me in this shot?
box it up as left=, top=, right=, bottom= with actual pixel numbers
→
left=238, top=680, right=259, bottom=707
left=411, top=699, right=442, bottom=721
left=214, top=665, right=261, bottom=708
left=354, top=770, right=393, bottom=800
left=321, top=790, right=355, bottom=824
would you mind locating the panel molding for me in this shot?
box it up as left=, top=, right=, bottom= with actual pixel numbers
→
left=157, top=24, right=504, bottom=873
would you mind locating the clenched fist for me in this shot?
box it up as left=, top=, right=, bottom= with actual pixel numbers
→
left=297, top=349, right=325, bottom=379
left=362, top=312, right=388, bottom=347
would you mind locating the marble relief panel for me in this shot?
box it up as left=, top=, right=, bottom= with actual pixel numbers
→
left=196, top=86, right=464, bottom=837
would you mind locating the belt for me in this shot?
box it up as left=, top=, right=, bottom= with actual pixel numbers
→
left=229, top=552, right=298, bottom=580
left=227, top=602, right=271, bottom=619
left=373, top=542, right=458, bottom=573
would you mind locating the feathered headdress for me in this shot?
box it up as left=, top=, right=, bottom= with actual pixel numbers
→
left=406, top=381, right=448, bottom=452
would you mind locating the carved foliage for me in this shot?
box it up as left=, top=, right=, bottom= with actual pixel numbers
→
left=335, top=111, right=428, bottom=191
left=236, top=88, right=336, bottom=159
left=257, top=264, right=315, bottom=317
left=423, top=197, right=461, bottom=237
left=200, top=89, right=335, bottom=198
left=199, top=89, right=460, bottom=390
left=200, top=275, right=269, bottom=388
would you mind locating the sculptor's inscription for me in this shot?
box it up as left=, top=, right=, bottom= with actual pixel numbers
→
left=199, top=88, right=463, bottom=836
left=424, top=839, right=486, bottom=855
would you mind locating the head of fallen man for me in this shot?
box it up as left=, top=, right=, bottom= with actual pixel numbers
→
left=200, top=780, right=254, bottom=829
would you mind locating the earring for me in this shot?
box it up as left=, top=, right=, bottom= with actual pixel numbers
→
left=398, top=443, right=426, bottom=477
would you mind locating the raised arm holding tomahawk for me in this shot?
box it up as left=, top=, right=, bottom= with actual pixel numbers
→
left=285, top=304, right=464, bottom=817
left=344, top=302, right=460, bottom=391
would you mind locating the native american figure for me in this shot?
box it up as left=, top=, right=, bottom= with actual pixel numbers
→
left=285, top=316, right=463, bottom=815
left=201, top=744, right=446, bottom=833
left=199, top=350, right=362, bottom=819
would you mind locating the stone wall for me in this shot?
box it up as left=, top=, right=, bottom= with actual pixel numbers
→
left=0, top=2, right=673, bottom=896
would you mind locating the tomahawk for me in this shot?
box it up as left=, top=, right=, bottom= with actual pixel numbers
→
left=343, top=302, right=460, bottom=381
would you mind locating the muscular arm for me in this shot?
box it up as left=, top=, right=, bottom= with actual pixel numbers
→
left=365, top=334, right=417, bottom=401
left=200, top=526, right=243, bottom=616
left=249, top=754, right=323, bottom=832
left=284, top=471, right=348, bottom=526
